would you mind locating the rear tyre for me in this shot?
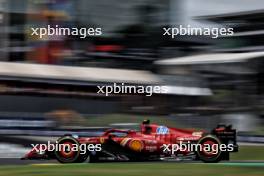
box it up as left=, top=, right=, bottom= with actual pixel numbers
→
left=196, top=135, right=222, bottom=163
left=221, top=152, right=230, bottom=161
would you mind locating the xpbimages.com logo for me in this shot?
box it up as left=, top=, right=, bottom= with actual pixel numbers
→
left=97, top=83, right=169, bottom=96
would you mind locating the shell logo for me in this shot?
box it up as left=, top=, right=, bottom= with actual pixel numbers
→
left=129, top=139, right=144, bottom=152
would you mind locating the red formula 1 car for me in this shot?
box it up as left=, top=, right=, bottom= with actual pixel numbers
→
left=22, top=120, right=238, bottom=163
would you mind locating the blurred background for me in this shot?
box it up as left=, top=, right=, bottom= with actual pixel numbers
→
left=0, top=0, right=263, bottom=160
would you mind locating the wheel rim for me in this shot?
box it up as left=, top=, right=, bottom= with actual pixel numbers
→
left=55, top=137, right=80, bottom=163
left=58, top=141, right=76, bottom=159
left=200, top=140, right=219, bottom=157
left=197, top=135, right=222, bottom=162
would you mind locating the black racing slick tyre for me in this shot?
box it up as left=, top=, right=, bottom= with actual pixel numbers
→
left=196, top=135, right=222, bottom=163
left=54, top=136, right=88, bottom=163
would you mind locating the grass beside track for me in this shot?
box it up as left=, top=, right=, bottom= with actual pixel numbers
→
left=0, top=146, right=263, bottom=176
left=0, top=162, right=263, bottom=176
left=231, top=146, right=264, bottom=161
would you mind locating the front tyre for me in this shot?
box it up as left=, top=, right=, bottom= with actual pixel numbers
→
left=196, top=135, right=222, bottom=163
left=54, top=136, right=88, bottom=163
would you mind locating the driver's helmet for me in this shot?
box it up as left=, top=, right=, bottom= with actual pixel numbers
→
left=142, top=119, right=150, bottom=125
left=142, top=119, right=151, bottom=134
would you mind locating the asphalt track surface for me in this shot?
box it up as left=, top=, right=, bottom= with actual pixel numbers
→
left=0, top=158, right=57, bottom=165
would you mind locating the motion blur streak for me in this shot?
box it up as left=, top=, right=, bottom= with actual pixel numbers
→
left=0, top=0, right=263, bottom=174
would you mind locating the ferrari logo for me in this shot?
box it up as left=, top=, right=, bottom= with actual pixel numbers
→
left=99, top=137, right=105, bottom=144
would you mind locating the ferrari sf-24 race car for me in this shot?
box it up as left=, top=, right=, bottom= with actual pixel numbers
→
left=22, top=120, right=238, bottom=163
